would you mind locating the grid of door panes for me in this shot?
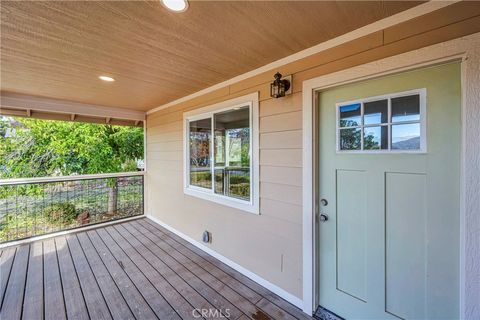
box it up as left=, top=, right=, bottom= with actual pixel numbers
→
left=337, top=90, right=424, bottom=152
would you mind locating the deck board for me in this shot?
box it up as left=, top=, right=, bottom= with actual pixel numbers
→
left=0, top=217, right=313, bottom=320
left=0, top=246, right=17, bottom=308
left=55, top=236, right=90, bottom=320
left=1, top=244, right=29, bottom=320
left=43, top=238, right=66, bottom=320
left=22, top=241, right=44, bottom=320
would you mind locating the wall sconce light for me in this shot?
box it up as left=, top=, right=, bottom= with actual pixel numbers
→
left=270, top=72, right=291, bottom=98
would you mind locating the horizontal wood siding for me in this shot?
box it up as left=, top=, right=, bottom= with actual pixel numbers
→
left=146, top=3, right=480, bottom=300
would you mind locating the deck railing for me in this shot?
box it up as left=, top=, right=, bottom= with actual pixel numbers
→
left=0, top=172, right=144, bottom=243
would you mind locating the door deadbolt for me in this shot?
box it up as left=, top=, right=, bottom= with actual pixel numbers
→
left=320, top=214, right=328, bottom=222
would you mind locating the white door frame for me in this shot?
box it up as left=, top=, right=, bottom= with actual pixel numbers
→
left=301, top=33, right=480, bottom=318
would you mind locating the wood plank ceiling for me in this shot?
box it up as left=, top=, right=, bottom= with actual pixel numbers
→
left=0, top=1, right=422, bottom=111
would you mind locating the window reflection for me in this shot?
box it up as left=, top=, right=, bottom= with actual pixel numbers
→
left=189, top=118, right=211, bottom=189
left=392, top=123, right=420, bottom=150
left=340, top=128, right=361, bottom=150
left=364, top=100, right=388, bottom=125
left=392, top=95, right=420, bottom=123
left=214, top=107, right=250, bottom=201
left=364, top=126, right=388, bottom=150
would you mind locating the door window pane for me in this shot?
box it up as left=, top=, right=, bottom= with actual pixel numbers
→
left=214, top=107, right=250, bottom=201
left=339, top=103, right=361, bottom=127
left=364, top=100, right=388, bottom=125
left=364, top=126, right=388, bottom=150
left=391, top=123, right=420, bottom=150
left=339, top=128, right=361, bottom=150
left=392, top=95, right=420, bottom=123
left=189, top=118, right=211, bottom=189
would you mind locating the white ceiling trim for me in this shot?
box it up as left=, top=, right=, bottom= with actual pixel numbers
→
left=1, top=92, right=145, bottom=121
left=146, top=0, right=458, bottom=115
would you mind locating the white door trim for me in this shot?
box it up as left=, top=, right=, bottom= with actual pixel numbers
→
left=302, top=32, right=480, bottom=317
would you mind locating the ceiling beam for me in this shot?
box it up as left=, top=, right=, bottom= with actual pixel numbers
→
left=1, top=91, right=145, bottom=121
left=0, top=108, right=28, bottom=117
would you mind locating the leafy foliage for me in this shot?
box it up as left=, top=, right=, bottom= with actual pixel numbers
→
left=0, top=117, right=144, bottom=179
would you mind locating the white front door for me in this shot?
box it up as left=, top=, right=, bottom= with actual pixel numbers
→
left=317, top=63, right=461, bottom=319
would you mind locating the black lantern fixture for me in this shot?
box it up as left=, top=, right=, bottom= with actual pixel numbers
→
left=270, top=72, right=291, bottom=98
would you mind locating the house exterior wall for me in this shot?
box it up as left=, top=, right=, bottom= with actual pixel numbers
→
left=146, top=3, right=480, bottom=310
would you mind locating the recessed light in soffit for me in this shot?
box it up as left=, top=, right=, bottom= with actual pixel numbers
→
left=161, top=0, right=189, bottom=12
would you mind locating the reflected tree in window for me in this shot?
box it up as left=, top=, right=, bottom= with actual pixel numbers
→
left=189, top=118, right=212, bottom=189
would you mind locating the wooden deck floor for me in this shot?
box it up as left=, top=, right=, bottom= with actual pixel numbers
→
left=0, top=217, right=313, bottom=320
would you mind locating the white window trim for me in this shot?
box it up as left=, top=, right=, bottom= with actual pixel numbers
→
left=335, top=88, right=427, bottom=153
left=183, top=92, right=260, bottom=214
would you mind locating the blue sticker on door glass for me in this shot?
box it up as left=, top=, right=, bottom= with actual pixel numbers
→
left=339, top=103, right=361, bottom=127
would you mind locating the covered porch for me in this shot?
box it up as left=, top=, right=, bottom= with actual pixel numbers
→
left=1, top=1, right=480, bottom=319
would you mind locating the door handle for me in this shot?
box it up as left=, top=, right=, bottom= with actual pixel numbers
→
left=320, top=214, right=328, bottom=222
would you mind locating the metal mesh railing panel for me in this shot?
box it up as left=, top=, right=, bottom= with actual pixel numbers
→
left=0, top=175, right=143, bottom=243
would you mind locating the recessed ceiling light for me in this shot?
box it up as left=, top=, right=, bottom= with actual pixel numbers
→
left=99, top=75, right=115, bottom=82
left=161, top=0, right=188, bottom=12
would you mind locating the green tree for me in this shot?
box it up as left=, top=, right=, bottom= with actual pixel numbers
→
left=0, top=117, right=143, bottom=213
